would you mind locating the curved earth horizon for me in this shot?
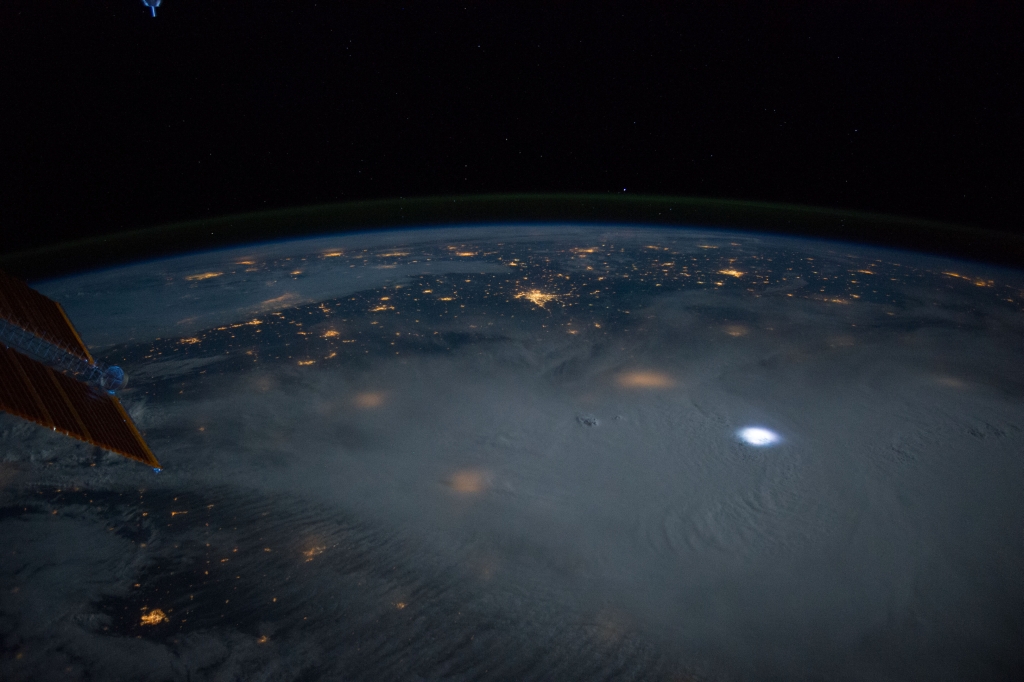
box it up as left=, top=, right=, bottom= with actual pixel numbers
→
left=1, top=221, right=1022, bottom=681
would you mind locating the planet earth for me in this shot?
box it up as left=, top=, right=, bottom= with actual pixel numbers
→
left=1, top=223, right=1022, bottom=681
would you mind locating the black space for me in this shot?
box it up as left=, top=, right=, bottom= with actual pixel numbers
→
left=2, top=1, right=1021, bottom=256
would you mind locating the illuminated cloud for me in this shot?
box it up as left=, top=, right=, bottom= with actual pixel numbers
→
left=738, top=427, right=781, bottom=446
left=448, top=470, right=489, bottom=494
left=615, top=371, right=676, bottom=389
left=261, top=293, right=302, bottom=310
left=353, top=392, right=386, bottom=409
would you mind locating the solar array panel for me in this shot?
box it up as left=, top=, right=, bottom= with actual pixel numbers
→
left=0, top=269, right=93, bottom=363
left=0, top=346, right=160, bottom=467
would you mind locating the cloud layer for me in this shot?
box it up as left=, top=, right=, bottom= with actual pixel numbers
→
left=4, top=227, right=1023, bottom=681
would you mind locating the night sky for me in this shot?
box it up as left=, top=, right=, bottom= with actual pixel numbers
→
left=2, top=1, right=1021, bottom=255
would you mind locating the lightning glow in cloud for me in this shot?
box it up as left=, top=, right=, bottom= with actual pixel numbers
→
left=738, top=427, right=781, bottom=446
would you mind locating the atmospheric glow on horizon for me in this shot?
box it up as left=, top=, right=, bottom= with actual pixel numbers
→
left=738, top=427, right=781, bottom=446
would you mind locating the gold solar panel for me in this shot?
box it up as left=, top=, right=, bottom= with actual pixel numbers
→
left=0, top=269, right=93, bottom=363
left=0, top=346, right=160, bottom=467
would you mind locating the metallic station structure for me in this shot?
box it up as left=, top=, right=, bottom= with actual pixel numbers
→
left=0, top=270, right=160, bottom=469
